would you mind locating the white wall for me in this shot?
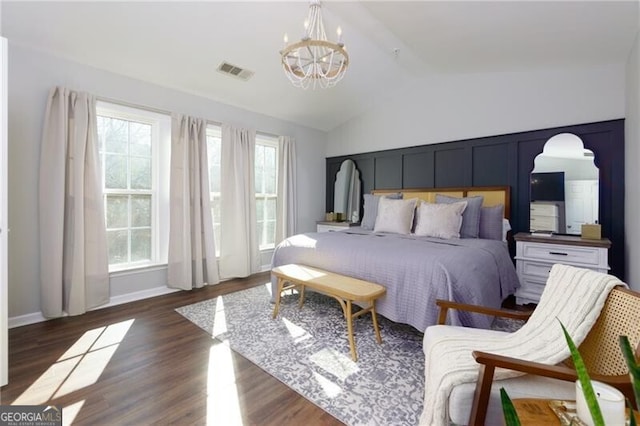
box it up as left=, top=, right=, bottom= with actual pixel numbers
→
left=625, top=29, right=640, bottom=291
left=8, top=42, right=327, bottom=320
left=327, top=65, right=626, bottom=157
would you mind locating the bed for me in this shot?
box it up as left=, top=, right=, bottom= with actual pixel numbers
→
left=270, top=186, right=520, bottom=331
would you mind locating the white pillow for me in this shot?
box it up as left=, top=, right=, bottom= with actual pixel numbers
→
left=373, top=197, right=417, bottom=234
left=414, top=201, right=468, bottom=239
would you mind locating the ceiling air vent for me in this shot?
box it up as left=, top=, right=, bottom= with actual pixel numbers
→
left=217, top=61, right=254, bottom=81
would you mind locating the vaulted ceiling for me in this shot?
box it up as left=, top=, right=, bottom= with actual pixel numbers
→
left=2, top=1, right=638, bottom=131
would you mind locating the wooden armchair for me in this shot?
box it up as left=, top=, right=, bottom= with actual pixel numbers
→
left=436, top=287, right=640, bottom=426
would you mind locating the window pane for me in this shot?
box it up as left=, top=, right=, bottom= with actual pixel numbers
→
left=256, top=198, right=264, bottom=222
left=210, top=195, right=221, bottom=256
left=97, top=116, right=107, bottom=151
left=207, top=137, right=221, bottom=193
left=107, top=230, right=128, bottom=264
left=257, top=220, right=264, bottom=247
left=131, top=195, right=151, bottom=227
left=104, top=118, right=128, bottom=153
left=106, top=195, right=129, bottom=228
left=129, top=122, right=151, bottom=156
left=266, top=198, right=276, bottom=221
left=105, top=154, right=128, bottom=189
left=266, top=146, right=276, bottom=169
left=266, top=168, right=276, bottom=194
left=210, top=164, right=220, bottom=193
left=130, top=157, right=151, bottom=189
left=266, top=220, right=276, bottom=246
left=131, top=228, right=151, bottom=262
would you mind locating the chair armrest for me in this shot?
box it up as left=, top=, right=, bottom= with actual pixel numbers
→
left=435, top=299, right=532, bottom=325
left=472, top=350, right=578, bottom=381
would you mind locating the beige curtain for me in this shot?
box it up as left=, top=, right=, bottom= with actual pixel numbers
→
left=219, top=124, right=259, bottom=278
left=275, top=136, right=297, bottom=244
left=168, top=114, right=219, bottom=290
left=39, top=87, right=109, bottom=317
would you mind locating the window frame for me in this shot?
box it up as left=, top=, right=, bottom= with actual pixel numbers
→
left=206, top=125, right=222, bottom=257
left=96, top=102, right=170, bottom=272
left=255, top=134, right=279, bottom=251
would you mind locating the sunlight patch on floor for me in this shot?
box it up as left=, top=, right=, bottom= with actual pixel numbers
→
left=62, top=400, right=85, bottom=426
left=212, top=296, right=227, bottom=338
left=263, top=282, right=272, bottom=297
left=312, top=371, right=342, bottom=398
left=207, top=342, right=243, bottom=425
left=12, top=319, right=134, bottom=406
left=309, top=347, right=359, bottom=382
left=282, top=317, right=312, bottom=343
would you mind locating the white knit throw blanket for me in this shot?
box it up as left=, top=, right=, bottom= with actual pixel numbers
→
left=419, top=264, right=625, bottom=426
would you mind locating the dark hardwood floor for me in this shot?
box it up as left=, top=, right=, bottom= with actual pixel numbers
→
left=1, top=273, right=344, bottom=425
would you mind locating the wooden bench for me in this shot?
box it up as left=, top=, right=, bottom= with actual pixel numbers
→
left=271, top=264, right=387, bottom=362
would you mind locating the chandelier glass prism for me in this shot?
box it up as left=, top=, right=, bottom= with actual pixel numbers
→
left=280, top=0, right=349, bottom=90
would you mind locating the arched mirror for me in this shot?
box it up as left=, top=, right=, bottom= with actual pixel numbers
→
left=334, top=159, right=361, bottom=222
left=530, top=133, right=599, bottom=235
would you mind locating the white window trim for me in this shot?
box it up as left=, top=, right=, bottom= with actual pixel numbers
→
left=96, top=101, right=171, bottom=273
left=255, top=133, right=278, bottom=251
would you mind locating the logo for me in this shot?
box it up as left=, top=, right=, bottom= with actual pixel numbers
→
left=0, top=405, right=62, bottom=426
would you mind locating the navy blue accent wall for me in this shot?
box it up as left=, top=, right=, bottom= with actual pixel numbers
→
left=326, top=119, right=625, bottom=280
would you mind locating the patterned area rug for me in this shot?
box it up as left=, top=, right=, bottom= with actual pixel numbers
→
left=176, top=284, right=425, bottom=425
left=175, top=284, right=526, bottom=426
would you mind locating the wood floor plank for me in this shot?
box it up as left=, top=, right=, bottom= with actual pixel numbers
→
left=1, top=273, right=345, bottom=425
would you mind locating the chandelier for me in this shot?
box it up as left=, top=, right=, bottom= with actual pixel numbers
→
left=280, top=0, right=349, bottom=90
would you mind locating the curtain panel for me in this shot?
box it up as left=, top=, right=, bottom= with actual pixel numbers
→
left=275, top=136, right=297, bottom=244
left=219, top=124, right=259, bottom=278
left=168, top=114, right=220, bottom=290
left=39, top=87, right=109, bottom=318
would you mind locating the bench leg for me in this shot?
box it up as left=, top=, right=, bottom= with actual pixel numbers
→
left=371, top=302, right=382, bottom=344
left=346, top=300, right=357, bottom=362
left=298, top=284, right=306, bottom=309
left=272, top=277, right=285, bottom=318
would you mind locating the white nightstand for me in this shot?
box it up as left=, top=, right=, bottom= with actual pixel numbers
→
left=514, top=232, right=611, bottom=305
left=316, top=221, right=359, bottom=233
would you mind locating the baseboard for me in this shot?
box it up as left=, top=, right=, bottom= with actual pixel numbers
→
left=100, top=286, right=180, bottom=309
left=8, top=285, right=180, bottom=329
left=8, top=312, right=49, bottom=329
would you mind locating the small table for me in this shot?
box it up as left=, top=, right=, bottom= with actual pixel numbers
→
left=513, top=399, right=640, bottom=425
left=271, top=264, right=386, bottom=361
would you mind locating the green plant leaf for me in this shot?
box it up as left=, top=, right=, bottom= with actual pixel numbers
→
left=559, top=320, right=605, bottom=426
left=619, top=335, right=640, bottom=410
left=500, top=387, right=521, bottom=426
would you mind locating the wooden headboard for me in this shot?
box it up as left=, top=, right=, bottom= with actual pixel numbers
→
left=371, top=186, right=511, bottom=219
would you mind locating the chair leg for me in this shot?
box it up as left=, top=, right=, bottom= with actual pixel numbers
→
left=468, top=363, right=495, bottom=426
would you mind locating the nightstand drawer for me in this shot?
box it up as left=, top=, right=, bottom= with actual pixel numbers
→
left=514, top=233, right=611, bottom=305
left=520, top=260, right=553, bottom=279
left=521, top=243, right=601, bottom=266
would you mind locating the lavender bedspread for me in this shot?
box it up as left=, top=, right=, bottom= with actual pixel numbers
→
left=270, top=228, right=520, bottom=331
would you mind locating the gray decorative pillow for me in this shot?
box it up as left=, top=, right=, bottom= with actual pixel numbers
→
left=479, top=204, right=505, bottom=241
left=436, top=194, right=484, bottom=238
left=361, top=192, right=402, bottom=230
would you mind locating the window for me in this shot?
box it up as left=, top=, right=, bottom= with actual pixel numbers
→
left=255, top=134, right=278, bottom=250
left=205, top=128, right=278, bottom=253
left=97, top=102, right=170, bottom=271
left=206, top=126, right=222, bottom=255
